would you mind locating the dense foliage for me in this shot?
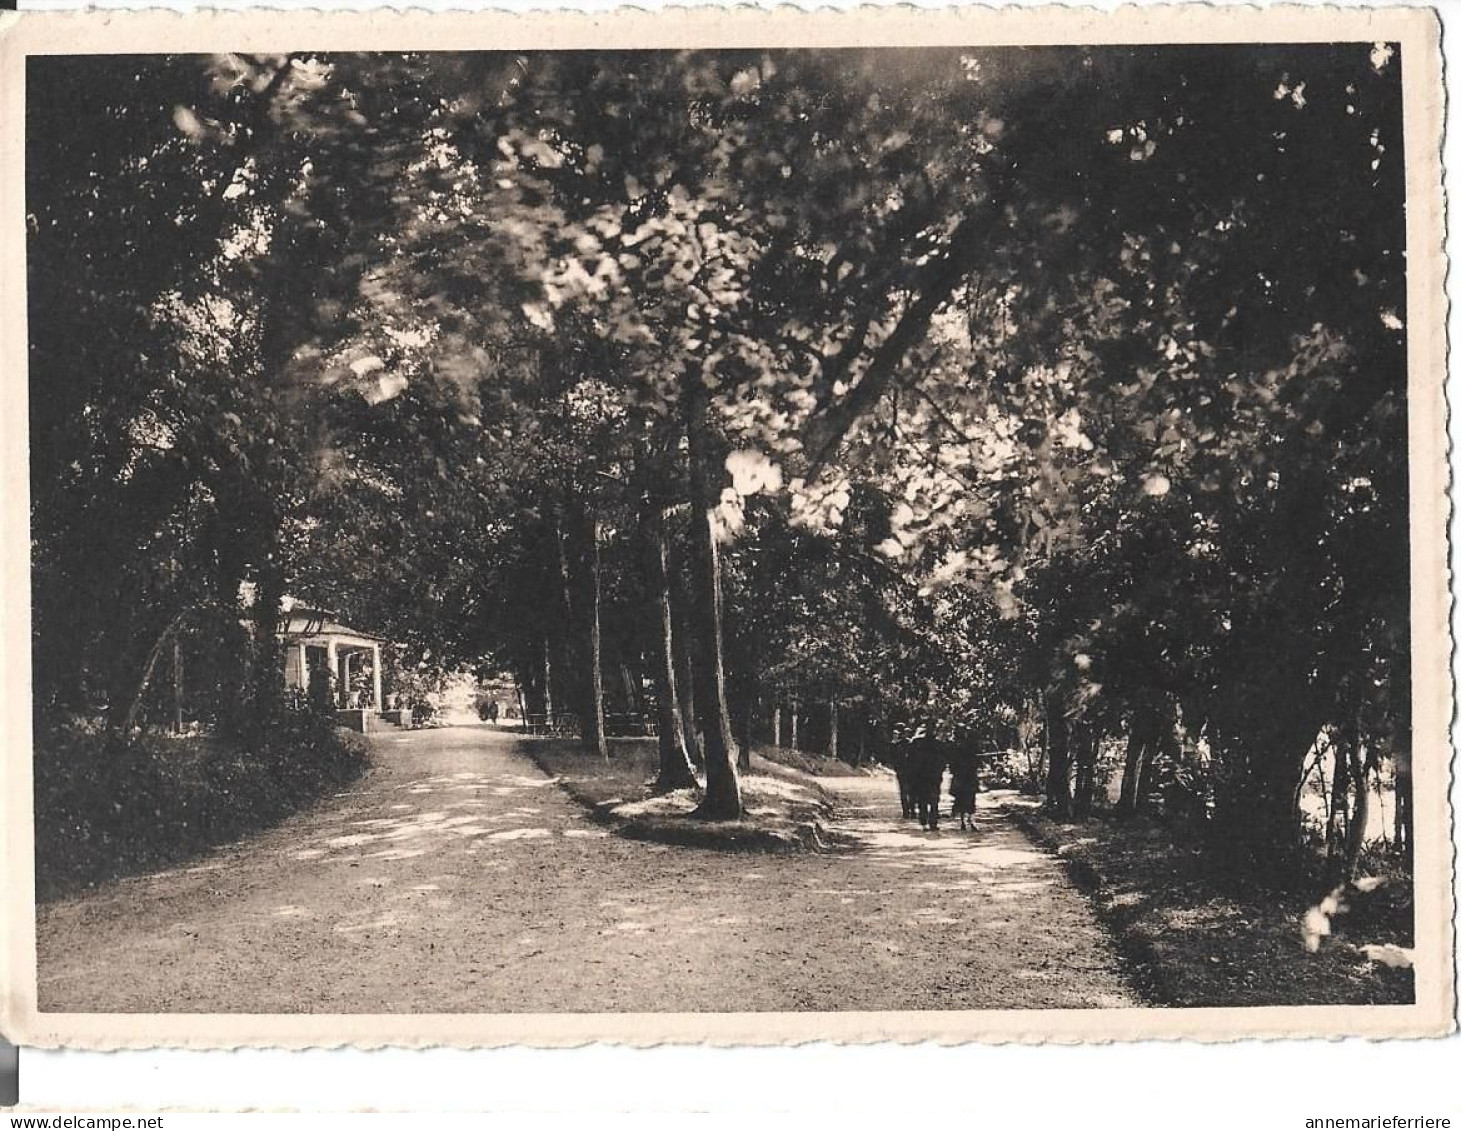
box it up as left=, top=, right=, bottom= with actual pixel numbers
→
left=29, top=44, right=1410, bottom=879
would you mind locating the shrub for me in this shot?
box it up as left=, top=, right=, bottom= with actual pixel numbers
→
left=33, top=709, right=367, bottom=902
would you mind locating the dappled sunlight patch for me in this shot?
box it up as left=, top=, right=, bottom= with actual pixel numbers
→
left=325, top=833, right=377, bottom=848
left=367, top=847, right=429, bottom=861
left=436, top=815, right=492, bottom=829
left=563, top=829, right=609, bottom=839
left=487, top=827, right=551, bottom=841
left=292, top=849, right=326, bottom=861
left=985, top=877, right=1055, bottom=896
left=497, top=775, right=559, bottom=789
left=1359, top=943, right=1413, bottom=969
left=613, top=790, right=699, bottom=819
left=273, top=904, right=311, bottom=918
left=740, top=775, right=817, bottom=802
left=1163, top=904, right=1233, bottom=930
left=335, top=909, right=412, bottom=934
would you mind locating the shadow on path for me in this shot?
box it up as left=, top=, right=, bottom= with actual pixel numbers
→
left=37, top=729, right=1138, bottom=1013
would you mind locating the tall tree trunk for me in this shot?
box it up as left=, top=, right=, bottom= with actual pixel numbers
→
left=566, top=501, right=608, bottom=760
left=643, top=501, right=698, bottom=792
left=554, top=513, right=578, bottom=732
left=1211, top=679, right=1328, bottom=874
left=250, top=557, right=286, bottom=741
left=1072, top=719, right=1101, bottom=819
left=828, top=699, right=839, bottom=761
left=772, top=696, right=782, bottom=747
left=670, top=540, right=703, bottom=768
left=1342, top=735, right=1371, bottom=885
left=514, top=672, right=530, bottom=724
left=790, top=699, right=800, bottom=751
left=112, top=606, right=191, bottom=745
left=620, top=663, right=640, bottom=715
left=1326, top=730, right=1352, bottom=876
left=542, top=636, right=554, bottom=722
left=1045, top=689, right=1072, bottom=819
left=734, top=702, right=754, bottom=771
left=732, top=669, right=756, bottom=772
left=172, top=635, right=185, bottom=734
left=683, top=378, right=742, bottom=820
left=1116, top=704, right=1159, bottom=817
left=1394, top=740, right=1413, bottom=867
left=1141, top=699, right=1180, bottom=811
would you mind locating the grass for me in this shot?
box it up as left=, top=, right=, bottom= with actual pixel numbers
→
left=752, top=743, right=881, bottom=779
left=33, top=712, right=368, bottom=902
left=1002, top=795, right=1415, bottom=1007
left=518, top=736, right=849, bottom=852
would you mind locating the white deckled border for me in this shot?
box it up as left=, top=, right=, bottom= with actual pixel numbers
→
left=0, top=2, right=1450, bottom=1049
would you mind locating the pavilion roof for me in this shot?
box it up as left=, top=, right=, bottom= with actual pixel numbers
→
left=279, top=607, right=384, bottom=642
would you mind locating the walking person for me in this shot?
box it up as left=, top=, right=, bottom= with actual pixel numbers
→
left=950, top=745, right=981, bottom=831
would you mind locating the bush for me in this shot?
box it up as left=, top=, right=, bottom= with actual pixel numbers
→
left=33, top=709, right=367, bottom=902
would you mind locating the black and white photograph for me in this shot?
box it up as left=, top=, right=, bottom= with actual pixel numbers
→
left=1, top=4, right=1451, bottom=1047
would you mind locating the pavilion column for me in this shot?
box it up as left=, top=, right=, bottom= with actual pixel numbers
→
left=298, top=643, right=308, bottom=693
left=327, top=639, right=339, bottom=708
left=371, top=643, right=383, bottom=712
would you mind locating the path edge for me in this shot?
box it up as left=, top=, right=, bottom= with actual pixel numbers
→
left=1001, top=799, right=1174, bottom=1007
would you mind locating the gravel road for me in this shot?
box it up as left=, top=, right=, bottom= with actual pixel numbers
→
left=36, top=726, right=1136, bottom=1012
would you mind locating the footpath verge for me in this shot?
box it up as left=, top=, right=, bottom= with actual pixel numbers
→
left=517, top=735, right=854, bottom=854
left=1000, top=793, right=1414, bottom=1007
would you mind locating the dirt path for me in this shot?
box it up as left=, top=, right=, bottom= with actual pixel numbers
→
left=36, top=727, right=1137, bottom=1012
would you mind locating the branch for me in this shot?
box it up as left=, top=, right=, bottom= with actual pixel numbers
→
left=904, top=379, right=986, bottom=452
left=800, top=202, right=1000, bottom=479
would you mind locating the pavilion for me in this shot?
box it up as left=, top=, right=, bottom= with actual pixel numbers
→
left=278, top=603, right=384, bottom=730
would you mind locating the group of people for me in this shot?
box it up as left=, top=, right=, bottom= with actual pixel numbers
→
left=890, top=722, right=983, bottom=832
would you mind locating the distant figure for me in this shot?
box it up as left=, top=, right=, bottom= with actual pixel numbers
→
left=909, top=741, right=946, bottom=830
left=487, top=700, right=500, bottom=724
left=889, top=721, right=921, bottom=819
left=949, top=747, right=981, bottom=831
left=890, top=720, right=948, bottom=828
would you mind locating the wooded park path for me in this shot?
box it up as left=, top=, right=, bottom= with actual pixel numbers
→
left=36, top=727, right=1137, bottom=1013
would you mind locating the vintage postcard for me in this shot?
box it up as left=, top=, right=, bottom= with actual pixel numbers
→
left=0, top=4, right=1451, bottom=1048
